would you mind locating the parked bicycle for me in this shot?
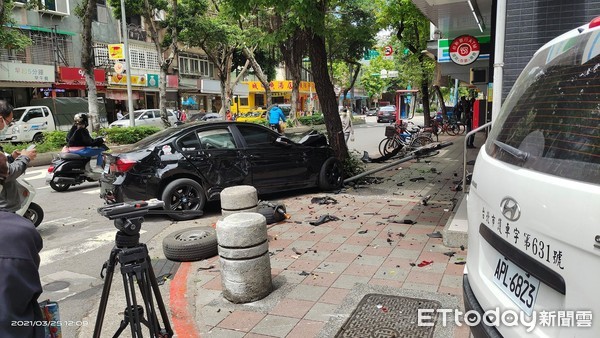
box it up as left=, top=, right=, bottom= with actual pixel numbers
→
left=378, top=121, right=434, bottom=156
left=429, top=114, right=464, bottom=136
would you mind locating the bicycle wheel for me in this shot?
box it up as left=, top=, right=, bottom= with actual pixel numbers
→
left=446, top=122, right=459, bottom=136
left=380, top=137, right=402, bottom=156
left=410, top=135, right=434, bottom=148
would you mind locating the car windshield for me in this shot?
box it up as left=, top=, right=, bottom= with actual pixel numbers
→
left=12, top=108, right=26, bottom=121
left=122, top=111, right=144, bottom=120
left=486, top=31, right=600, bottom=185
left=130, top=127, right=178, bottom=150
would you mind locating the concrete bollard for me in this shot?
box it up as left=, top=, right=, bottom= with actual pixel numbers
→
left=220, top=185, right=258, bottom=218
left=216, top=212, right=272, bottom=303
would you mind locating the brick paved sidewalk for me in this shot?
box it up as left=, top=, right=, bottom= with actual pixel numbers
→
left=182, top=134, right=482, bottom=338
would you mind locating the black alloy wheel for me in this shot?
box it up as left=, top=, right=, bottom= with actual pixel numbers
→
left=161, top=178, right=206, bottom=221
left=33, top=133, right=45, bottom=144
left=319, top=157, right=343, bottom=190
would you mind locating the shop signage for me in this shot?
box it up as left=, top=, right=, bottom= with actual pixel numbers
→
left=108, top=44, right=125, bottom=60
left=166, top=75, right=178, bottom=88
left=108, top=74, right=147, bottom=86
left=247, top=80, right=315, bottom=93
left=147, top=74, right=159, bottom=87
left=58, top=67, right=106, bottom=85
left=438, top=36, right=489, bottom=63
left=0, top=62, right=55, bottom=82
left=449, top=35, right=480, bottom=65
left=114, top=62, right=124, bottom=74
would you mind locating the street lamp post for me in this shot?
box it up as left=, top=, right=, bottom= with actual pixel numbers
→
left=120, top=0, right=135, bottom=127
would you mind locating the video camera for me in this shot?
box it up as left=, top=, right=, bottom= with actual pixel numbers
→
left=98, top=199, right=165, bottom=235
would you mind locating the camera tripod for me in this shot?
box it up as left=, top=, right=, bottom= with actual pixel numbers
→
left=93, top=200, right=173, bottom=338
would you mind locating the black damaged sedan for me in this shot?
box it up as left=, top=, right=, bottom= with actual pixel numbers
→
left=100, top=121, right=343, bottom=220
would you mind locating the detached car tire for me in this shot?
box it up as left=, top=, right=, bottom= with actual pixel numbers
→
left=319, top=157, right=343, bottom=190
left=163, top=226, right=218, bottom=262
left=161, top=178, right=206, bottom=221
left=257, top=201, right=287, bottom=224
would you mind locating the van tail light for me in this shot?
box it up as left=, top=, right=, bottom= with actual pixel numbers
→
left=109, top=158, right=137, bottom=173
left=47, top=166, right=54, bottom=173
left=590, top=16, right=600, bottom=29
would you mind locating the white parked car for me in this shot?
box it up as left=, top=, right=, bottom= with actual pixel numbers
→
left=464, top=17, right=600, bottom=337
left=110, top=109, right=178, bottom=128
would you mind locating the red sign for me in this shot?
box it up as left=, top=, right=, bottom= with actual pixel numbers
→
left=59, top=67, right=106, bottom=83
left=384, top=45, right=394, bottom=56
left=449, top=35, right=480, bottom=65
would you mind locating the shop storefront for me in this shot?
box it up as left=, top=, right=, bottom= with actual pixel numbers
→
left=0, top=62, right=55, bottom=107
left=179, top=77, right=209, bottom=114
left=240, top=80, right=317, bottom=113
left=54, top=67, right=107, bottom=97
left=106, top=73, right=147, bottom=111
left=201, top=79, right=248, bottom=114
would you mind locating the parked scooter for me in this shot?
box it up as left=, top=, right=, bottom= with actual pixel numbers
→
left=15, top=176, right=44, bottom=227
left=46, top=146, right=105, bottom=192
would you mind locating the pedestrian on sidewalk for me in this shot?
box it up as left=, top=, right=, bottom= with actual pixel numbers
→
left=340, top=108, right=354, bottom=143
left=466, top=97, right=476, bottom=148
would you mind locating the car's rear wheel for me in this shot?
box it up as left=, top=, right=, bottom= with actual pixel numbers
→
left=162, top=227, right=218, bottom=261
left=161, top=178, right=206, bottom=221
left=319, top=157, right=343, bottom=191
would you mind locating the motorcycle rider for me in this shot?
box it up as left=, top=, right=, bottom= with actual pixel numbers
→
left=268, top=104, right=286, bottom=134
left=0, top=100, right=37, bottom=211
left=65, top=113, right=108, bottom=168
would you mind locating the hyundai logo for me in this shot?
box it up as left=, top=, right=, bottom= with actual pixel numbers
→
left=500, top=197, right=521, bottom=222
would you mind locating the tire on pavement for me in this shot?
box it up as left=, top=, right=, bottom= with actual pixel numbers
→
left=257, top=201, right=287, bottom=224
left=163, top=226, right=218, bottom=262
left=318, top=157, right=343, bottom=191
left=161, top=178, right=206, bottom=221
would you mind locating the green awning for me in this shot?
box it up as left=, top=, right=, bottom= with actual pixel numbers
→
left=6, top=24, right=76, bottom=36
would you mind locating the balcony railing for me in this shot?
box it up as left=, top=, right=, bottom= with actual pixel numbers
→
left=127, top=24, right=147, bottom=42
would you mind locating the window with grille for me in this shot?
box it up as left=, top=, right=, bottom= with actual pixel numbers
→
left=0, top=45, right=27, bottom=63
left=29, top=31, right=73, bottom=66
left=129, top=46, right=159, bottom=70
left=179, top=54, right=213, bottom=77
left=93, top=43, right=114, bottom=68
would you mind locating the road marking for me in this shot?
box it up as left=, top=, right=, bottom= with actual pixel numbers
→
left=37, top=186, right=51, bottom=190
left=40, top=230, right=114, bottom=267
left=41, top=217, right=88, bottom=227
left=24, top=168, right=48, bottom=180
left=83, top=188, right=101, bottom=195
left=170, top=262, right=200, bottom=338
left=39, top=229, right=148, bottom=267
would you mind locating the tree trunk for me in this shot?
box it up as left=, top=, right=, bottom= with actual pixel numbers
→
left=280, top=29, right=306, bottom=126
left=290, top=79, right=300, bottom=125
left=242, top=46, right=271, bottom=110
left=308, top=33, right=348, bottom=160
left=419, top=55, right=431, bottom=127
left=81, top=0, right=99, bottom=132
left=159, top=67, right=170, bottom=126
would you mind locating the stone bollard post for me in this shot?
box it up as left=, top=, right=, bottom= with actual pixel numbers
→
left=216, top=212, right=272, bottom=303
left=220, top=185, right=258, bottom=218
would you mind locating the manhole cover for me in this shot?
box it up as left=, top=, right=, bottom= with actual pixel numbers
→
left=336, top=294, right=441, bottom=338
left=43, top=281, right=70, bottom=292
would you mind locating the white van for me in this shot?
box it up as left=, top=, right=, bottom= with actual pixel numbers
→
left=464, top=17, right=600, bottom=337
left=0, top=106, right=54, bottom=143
left=109, top=109, right=178, bottom=128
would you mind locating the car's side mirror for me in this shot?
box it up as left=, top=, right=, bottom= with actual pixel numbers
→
left=274, top=136, right=293, bottom=147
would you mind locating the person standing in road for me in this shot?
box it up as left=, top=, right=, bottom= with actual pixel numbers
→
left=268, top=104, right=286, bottom=134
left=0, top=153, right=45, bottom=338
left=340, top=108, right=354, bottom=143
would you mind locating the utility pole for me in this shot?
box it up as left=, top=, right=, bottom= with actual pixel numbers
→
left=120, top=0, right=135, bottom=126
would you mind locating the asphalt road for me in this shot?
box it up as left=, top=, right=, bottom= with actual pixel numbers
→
left=25, top=115, right=410, bottom=336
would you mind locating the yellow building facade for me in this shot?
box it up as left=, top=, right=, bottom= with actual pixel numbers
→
left=230, top=80, right=317, bottom=114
